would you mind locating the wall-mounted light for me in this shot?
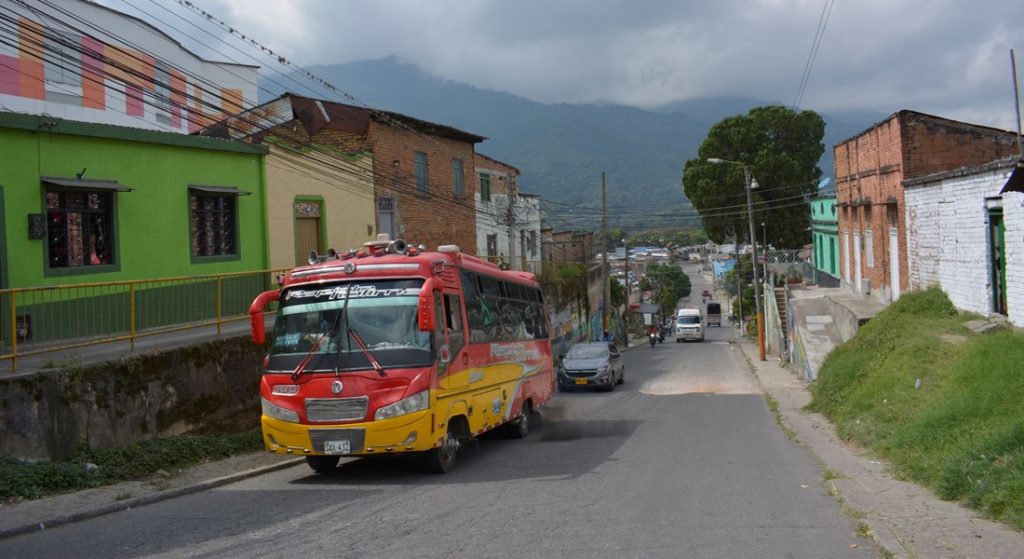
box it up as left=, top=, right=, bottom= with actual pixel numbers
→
left=27, top=214, right=45, bottom=239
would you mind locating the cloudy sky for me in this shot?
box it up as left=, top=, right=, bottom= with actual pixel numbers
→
left=108, top=0, right=1024, bottom=128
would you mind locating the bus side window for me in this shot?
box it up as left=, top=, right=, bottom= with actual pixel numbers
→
left=444, top=294, right=465, bottom=356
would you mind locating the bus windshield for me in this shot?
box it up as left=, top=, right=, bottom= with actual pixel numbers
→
left=267, top=279, right=432, bottom=373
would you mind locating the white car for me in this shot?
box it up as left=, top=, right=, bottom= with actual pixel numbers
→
left=675, top=308, right=704, bottom=342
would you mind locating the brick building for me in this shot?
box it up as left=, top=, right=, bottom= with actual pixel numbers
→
left=834, top=110, right=1019, bottom=303
left=475, top=154, right=520, bottom=265
left=203, top=93, right=485, bottom=255
left=542, top=229, right=594, bottom=263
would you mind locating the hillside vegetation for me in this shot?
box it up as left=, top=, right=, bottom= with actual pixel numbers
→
left=809, top=287, right=1024, bottom=530
left=267, top=57, right=880, bottom=228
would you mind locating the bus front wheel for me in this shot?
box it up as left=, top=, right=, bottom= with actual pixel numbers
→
left=423, top=423, right=461, bottom=473
left=306, top=455, right=339, bottom=474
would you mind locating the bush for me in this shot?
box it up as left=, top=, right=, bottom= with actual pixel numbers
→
left=0, top=430, right=263, bottom=501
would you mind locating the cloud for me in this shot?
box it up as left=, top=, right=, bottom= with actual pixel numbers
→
left=122, top=0, right=1024, bottom=128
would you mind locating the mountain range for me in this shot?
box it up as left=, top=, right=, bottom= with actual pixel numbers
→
left=261, top=57, right=885, bottom=231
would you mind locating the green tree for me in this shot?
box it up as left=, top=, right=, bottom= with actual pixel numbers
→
left=610, top=276, right=626, bottom=308
left=681, top=106, right=824, bottom=248
left=722, top=254, right=754, bottom=297
left=731, top=285, right=756, bottom=325
left=646, top=262, right=691, bottom=315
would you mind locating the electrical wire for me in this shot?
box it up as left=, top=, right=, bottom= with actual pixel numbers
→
left=792, top=0, right=836, bottom=110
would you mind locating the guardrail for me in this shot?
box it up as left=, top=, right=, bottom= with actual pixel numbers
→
left=0, top=269, right=285, bottom=372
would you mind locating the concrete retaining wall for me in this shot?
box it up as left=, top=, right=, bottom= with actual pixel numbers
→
left=0, top=337, right=265, bottom=461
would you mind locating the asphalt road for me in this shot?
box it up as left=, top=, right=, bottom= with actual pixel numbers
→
left=0, top=264, right=879, bottom=558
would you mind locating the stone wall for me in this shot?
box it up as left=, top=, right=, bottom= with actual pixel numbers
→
left=0, top=336, right=265, bottom=461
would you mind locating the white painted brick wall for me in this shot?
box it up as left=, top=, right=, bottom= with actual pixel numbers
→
left=904, top=168, right=1011, bottom=317
left=1005, top=192, right=1024, bottom=327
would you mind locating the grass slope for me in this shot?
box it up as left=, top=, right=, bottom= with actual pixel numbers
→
left=809, top=287, right=1024, bottom=530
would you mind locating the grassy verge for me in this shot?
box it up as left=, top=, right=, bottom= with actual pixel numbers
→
left=808, top=286, right=1024, bottom=530
left=1, top=429, right=263, bottom=502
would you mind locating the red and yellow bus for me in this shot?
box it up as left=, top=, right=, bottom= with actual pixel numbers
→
left=249, top=238, right=554, bottom=473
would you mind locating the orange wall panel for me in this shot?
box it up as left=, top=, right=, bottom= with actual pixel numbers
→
left=221, top=88, right=243, bottom=115
left=18, top=18, right=44, bottom=99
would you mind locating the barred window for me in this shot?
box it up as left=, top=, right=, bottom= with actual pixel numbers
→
left=43, top=29, right=82, bottom=88
left=453, top=158, right=464, bottom=197
left=480, top=173, right=491, bottom=202
left=46, top=190, right=113, bottom=268
left=190, top=190, right=237, bottom=257
left=414, top=152, right=428, bottom=193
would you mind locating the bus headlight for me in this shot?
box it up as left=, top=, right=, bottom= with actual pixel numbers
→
left=261, top=397, right=299, bottom=423
left=374, top=390, right=429, bottom=421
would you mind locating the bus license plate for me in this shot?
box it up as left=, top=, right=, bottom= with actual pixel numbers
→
left=324, top=440, right=350, bottom=455
left=575, top=378, right=588, bottom=385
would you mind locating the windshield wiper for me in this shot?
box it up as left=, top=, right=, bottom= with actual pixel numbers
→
left=348, top=328, right=386, bottom=377
left=292, top=306, right=343, bottom=381
left=291, top=333, right=326, bottom=381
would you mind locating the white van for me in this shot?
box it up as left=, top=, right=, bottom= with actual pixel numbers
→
left=675, top=308, right=704, bottom=342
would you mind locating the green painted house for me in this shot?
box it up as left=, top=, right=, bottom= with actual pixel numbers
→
left=0, top=112, right=269, bottom=347
left=810, top=193, right=839, bottom=286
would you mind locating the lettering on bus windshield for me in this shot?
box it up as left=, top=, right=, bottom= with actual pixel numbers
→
left=285, top=285, right=420, bottom=302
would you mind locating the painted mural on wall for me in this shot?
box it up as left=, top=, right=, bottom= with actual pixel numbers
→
left=548, top=303, right=587, bottom=359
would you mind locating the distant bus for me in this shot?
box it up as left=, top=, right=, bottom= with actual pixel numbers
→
left=249, top=238, right=554, bottom=474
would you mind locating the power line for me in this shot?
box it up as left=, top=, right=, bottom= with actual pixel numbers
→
left=792, top=0, right=836, bottom=110
left=1, top=3, right=529, bottom=230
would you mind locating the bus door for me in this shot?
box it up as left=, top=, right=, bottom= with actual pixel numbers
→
left=434, top=291, right=468, bottom=391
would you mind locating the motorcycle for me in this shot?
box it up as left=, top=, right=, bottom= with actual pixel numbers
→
left=658, top=325, right=666, bottom=343
left=649, top=331, right=658, bottom=347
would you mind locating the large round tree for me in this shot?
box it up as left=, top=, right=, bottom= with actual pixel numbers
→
left=681, top=106, right=824, bottom=248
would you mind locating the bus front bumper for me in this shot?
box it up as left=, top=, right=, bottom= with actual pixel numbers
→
left=262, top=410, right=436, bottom=457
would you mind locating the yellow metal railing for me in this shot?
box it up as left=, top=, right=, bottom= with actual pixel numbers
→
left=0, top=269, right=286, bottom=372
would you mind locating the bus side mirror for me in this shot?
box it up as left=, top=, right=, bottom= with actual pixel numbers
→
left=418, top=277, right=440, bottom=332
left=250, top=289, right=280, bottom=345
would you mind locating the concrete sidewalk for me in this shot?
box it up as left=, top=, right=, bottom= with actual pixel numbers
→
left=0, top=452, right=305, bottom=540
left=735, top=337, right=1024, bottom=559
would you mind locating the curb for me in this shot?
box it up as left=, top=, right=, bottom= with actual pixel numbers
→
left=0, top=457, right=306, bottom=540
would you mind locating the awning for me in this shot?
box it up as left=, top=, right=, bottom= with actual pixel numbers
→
left=188, top=185, right=252, bottom=196
left=633, top=303, right=661, bottom=315
left=1000, top=160, right=1024, bottom=194
left=41, top=177, right=134, bottom=191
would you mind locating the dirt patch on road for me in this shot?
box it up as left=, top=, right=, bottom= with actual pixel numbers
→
left=640, top=377, right=760, bottom=396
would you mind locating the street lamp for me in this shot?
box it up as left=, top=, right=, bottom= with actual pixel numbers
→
left=707, top=157, right=766, bottom=361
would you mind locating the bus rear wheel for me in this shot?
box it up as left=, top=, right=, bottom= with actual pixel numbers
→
left=306, top=455, right=339, bottom=474
left=507, top=401, right=532, bottom=439
left=423, top=423, right=461, bottom=473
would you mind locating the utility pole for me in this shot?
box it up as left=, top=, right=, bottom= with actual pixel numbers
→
left=744, top=167, right=766, bottom=361
left=506, top=173, right=516, bottom=270
left=601, top=172, right=610, bottom=338
left=1012, top=49, right=1023, bottom=157
left=736, top=251, right=743, bottom=329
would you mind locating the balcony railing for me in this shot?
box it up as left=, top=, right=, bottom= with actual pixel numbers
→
left=0, top=269, right=286, bottom=372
